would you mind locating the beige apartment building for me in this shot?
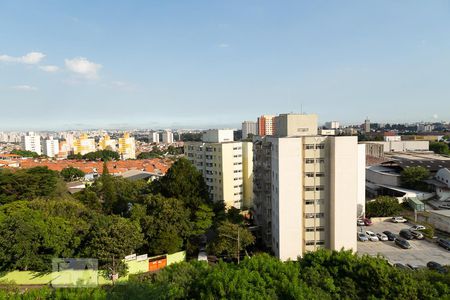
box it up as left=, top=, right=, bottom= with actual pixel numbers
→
left=184, top=129, right=253, bottom=209
left=253, top=114, right=365, bottom=261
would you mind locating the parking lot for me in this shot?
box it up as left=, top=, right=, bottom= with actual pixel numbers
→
left=357, top=221, right=450, bottom=266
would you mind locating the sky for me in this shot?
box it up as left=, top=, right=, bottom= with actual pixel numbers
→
left=1, top=0, right=450, bottom=130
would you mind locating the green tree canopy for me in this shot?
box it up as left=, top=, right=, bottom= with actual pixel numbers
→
left=60, top=166, right=85, bottom=181
left=83, top=150, right=120, bottom=161
left=210, top=221, right=255, bottom=260
left=366, top=196, right=403, bottom=218
left=400, top=166, right=430, bottom=190
left=0, top=167, right=66, bottom=204
left=10, top=149, right=40, bottom=158
left=430, top=142, right=449, bottom=155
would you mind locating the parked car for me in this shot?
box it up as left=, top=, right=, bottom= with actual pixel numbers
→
left=363, top=218, right=373, bottom=226
left=365, top=231, right=379, bottom=241
left=395, top=237, right=411, bottom=249
left=392, top=216, right=407, bottom=223
left=358, top=232, right=369, bottom=242
left=409, top=230, right=424, bottom=240
left=197, top=251, right=208, bottom=262
left=399, top=229, right=414, bottom=240
left=383, top=231, right=397, bottom=241
left=357, top=219, right=365, bottom=226
left=427, top=261, right=448, bottom=274
left=376, top=232, right=388, bottom=241
left=410, top=225, right=426, bottom=231
left=406, top=264, right=424, bottom=271
left=437, top=238, right=450, bottom=250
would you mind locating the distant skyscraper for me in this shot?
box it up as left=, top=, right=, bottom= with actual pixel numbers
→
left=21, top=132, right=42, bottom=155
left=241, top=121, right=257, bottom=139
left=118, top=132, right=136, bottom=159
left=257, top=115, right=276, bottom=136
left=42, top=136, right=59, bottom=158
left=364, top=118, right=371, bottom=133
left=325, top=121, right=340, bottom=129
left=150, top=131, right=160, bottom=143
left=162, top=130, right=174, bottom=144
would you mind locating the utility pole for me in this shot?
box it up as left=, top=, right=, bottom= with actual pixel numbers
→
left=237, top=228, right=240, bottom=265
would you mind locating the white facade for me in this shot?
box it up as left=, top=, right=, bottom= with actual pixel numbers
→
left=42, top=137, right=59, bottom=158
left=150, top=132, right=159, bottom=143
left=357, top=144, right=366, bottom=218
left=162, top=131, right=174, bottom=144
left=242, top=121, right=257, bottom=139
left=21, top=132, right=42, bottom=155
left=202, top=129, right=234, bottom=143
left=325, top=121, right=340, bottom=129
left=267, top=135, right=360, bottom=261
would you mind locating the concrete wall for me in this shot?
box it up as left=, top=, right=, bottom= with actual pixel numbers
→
left=242, top=142, right=254, bottom=209
left=275, top=114, right=318, bottom=137
left=357, top=144, right=366, bottom=218
left=270, top=137, right=303, bottom=261
left=329, top=136, right=358, bottom=252
left=428, top=211, right=450, bottom=233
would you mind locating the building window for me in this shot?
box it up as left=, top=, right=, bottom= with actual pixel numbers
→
left=305, top=159, right=315, bottom=164
left=305, top=144, right=314, bottom=150
left=316, top=186, right=324, bottom=191
left=305, top=186, right=314, bottom=191
left=305, top=173, right=314, bottom=177
left=316, top=158, right=325, bottom=163
left=315, top=144, right=325, bottom=149
left=305, top=200, right=315, bottom=205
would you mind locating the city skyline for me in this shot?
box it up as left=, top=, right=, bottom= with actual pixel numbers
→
left=1, top=1, right=450, bottom=130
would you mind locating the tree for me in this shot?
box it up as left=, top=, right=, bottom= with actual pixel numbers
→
left=365, top=196, right=403, bottom=217
left=400, top=166, right=430, bottom=190
left=191, top=204, right=214, bottom=235
left=137, top=151, right=162, bottom=159
left=132, top=195, right=192, bottom=256
left=83, top=150, right=120, bottom=161
left=430, top=142, right=449, bottom=155
left=210, top=221, right=255, bottom=260
left=80, top=214, right=143, bottom=275
left=152, top=158, right=209, bottom=209
left=100, top=163, right=117, bottom=214
left=10, top=149, right=40, bottom=158
left=60, top=167, right=85, bottom=181
left=0, top=167, right=66, bottom=204
left=0, top=201, right=77, bottom=272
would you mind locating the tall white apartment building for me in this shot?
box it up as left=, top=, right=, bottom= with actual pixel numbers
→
left=242, top=121, right=257, bottom=139
left=185, top=129, right=253, bottom=209
left=325, top=121, right=340, bottom=129
left=162, top=130, right=174, bottom=144
left=150, top=132, right=160, bottom=143
left=21, top=132, right=42, bottom=155
left=253, top=114, right=365, bottom=261
left=42, top=137, right=59, bottom=158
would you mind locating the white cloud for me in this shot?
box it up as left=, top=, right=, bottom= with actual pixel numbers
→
left=39, top=65, right=59, bottom=72
left=0, top=52, right=45, bottom=64
left=11, top=85, right=37, bottom=91
left=65, top=57, right=102, bottom=79
left=218, top=43, right=230, bottom=48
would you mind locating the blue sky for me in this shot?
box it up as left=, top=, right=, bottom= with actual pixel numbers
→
left=1, top=0, right=449, bottom=130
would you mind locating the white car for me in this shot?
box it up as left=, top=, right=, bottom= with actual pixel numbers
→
left=357, top=219, right=365, bottom=226
left=391, top=216, right=407, bottom=223
left=376, top=233, right=388, bottom=241
left=365, top=231, right=379, bottom=242
left=410, top=225, right=426, bottom=231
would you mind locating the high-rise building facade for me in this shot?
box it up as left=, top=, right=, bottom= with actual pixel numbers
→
left=98, top=134, right=117, bottom=151
left=253, top=114, right=365, bottom=261
left=21, top=132, right=42, bottom=155
left=325, top=121, right=340, bottom=129
left=73, top=134, right=96, bottom=155
left=257, top=115, right=276, bottom=136
left=364, top=118, right=371, bottom=133
left=149, top=132, right=159, bottom=143
left=42, top=137, right=59, bottom=158
left=242, top=121, right=257, bottom=139
left=118, top=132, right=136, bottom=159
left=184, top=129, right=253, bottom=209
left=162, top=130, right=174, bottom=144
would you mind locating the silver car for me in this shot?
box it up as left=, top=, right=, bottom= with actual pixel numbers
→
left=358, top=232, right=369, bottom=242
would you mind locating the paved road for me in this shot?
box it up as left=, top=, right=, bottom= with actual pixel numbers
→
left=357, top=221, right=450, bottom=266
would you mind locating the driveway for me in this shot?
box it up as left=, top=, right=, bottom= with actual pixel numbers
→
left=357, top=220, right=450, bottom=266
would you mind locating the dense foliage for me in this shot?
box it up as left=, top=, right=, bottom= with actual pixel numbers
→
left=0, top=160, right=217, bottom=274
left=0, top=167, right=66, bottom=204
left=400, top=166, right=430, bottom=190
left=1, top=250, right=449, bottom=299
left=60, top=166, right=85, bottom=181
left=10, top=149, right=40, bottom=158
left=430, top=142, right=450, bottom=155
left=366, top=196, right=403, bottom=217
left=82, top=149, right=120, bottom=161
